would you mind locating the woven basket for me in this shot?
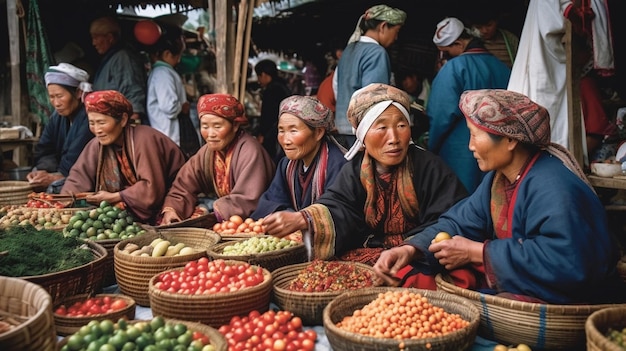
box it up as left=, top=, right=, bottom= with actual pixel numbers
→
left=148, top=260, right=272, bottom=328
left=93, top=238, right=122, bottom=288
left=155, top=213, right=217, bottom=229
left=435, top=274, right=625, bottom=349
left=586, top=306, right=626, bottom=351
left=20, top=240, right=107, bottom=305
left=0, top=181, right=32, bottom=206
left=114, top=227, right=221, bottom=306
left=53, top=293, right=136, bottom=336
left=57, top=317, right=228, bottom=351
left=0, top=276, right=57, bottom=351
left=272, top=261, right=378, bottom=325
left=207, top=237, right=307, bottom=272
left=323, top=287, right=480, bottom=351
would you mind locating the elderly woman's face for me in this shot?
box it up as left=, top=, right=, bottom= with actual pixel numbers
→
left=91, top=32, right=115, bottom=55
left=277, top=114, right=324, bottom=166
left=200, top=114, right=239, bottom=152
left=88, top=112, right=128, bottom=146
left=467, top=120, right=514, bottom=172
left=48, top=84, right=80, bottom=117
left=363, top=104, right=411, bottom=169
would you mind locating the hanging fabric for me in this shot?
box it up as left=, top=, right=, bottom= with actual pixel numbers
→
left=25, top=0, right=54, bottom=125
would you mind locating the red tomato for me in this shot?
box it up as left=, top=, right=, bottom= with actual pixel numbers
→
left=110, top=298, right=127, bottom=311
left=54, top=306, right=67, bottom=316
left=301, top=338, right=315, bottom=351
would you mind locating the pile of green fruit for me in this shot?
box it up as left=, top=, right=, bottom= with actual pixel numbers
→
left=63, top=201, right=146, bottom=241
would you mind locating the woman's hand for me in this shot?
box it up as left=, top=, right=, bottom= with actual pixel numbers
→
left=86, top=191, right=121, bottom=206
left=428, top=235, right=484, bottom=270
left=26, top=170, right=62, bottom=190
left=263, top=211, right=307, bottom=238
left=161, top=210, right=182, bottom=225
left=373, top=245, right=419, bottom=286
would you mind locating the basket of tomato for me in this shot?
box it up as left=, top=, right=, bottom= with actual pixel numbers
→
left=53, top=293, right=136, bottom=336
left=148, top=258, right=272, bottom=328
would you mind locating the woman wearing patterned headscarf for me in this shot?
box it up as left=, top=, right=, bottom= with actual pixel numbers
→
left=62, top=90, right=187, bottom=224
left=263, top=84, right=466, bottom=266
left=27, top=63, right=94, bottom=193
left=251, top=96, right=348, bottom=219
left=374, top=89, right=626, bottom=304
left=160, top=93, right=275, bottom=225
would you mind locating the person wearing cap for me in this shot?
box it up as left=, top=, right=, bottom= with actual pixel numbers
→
left=27, top=63, right=94, bottom=193
left=251, top=96, right=348, bottom=219
left=263, top=84, right=467, bottom=265
left=374, top=89, right=626, bottom=304
left=426, top=17, right=510, bottom=194
left=90, top=16, right=148, bottom=125
left=333, top=4, right=407, bottom=150
left=160, top=94, right=275, bottom=225
left=61, top=90, right=187, bottom=224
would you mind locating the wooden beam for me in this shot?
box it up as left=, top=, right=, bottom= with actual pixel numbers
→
left=7, top=0, right=21, bottom=127
left=214, top=0, right=228, bottom=93
left=238, top=0, right=255, bottom=101
left=565, top=20, right=584, bottom=167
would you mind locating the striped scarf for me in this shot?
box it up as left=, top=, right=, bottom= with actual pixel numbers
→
left=286, top=141, right=329, bottom=211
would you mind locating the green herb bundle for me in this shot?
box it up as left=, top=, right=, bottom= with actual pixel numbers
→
left=0, top=225, right=94, bottom=277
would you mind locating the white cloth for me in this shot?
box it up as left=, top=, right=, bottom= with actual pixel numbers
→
left=433, top=17, right=465, bottom=47
left=147, top=61, right=187, bottom=146
left=589, top=0, right=615, bottom=71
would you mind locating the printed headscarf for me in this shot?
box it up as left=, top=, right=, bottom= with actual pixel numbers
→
left=348, top=4, right=407, bottom=44
left=345, top=83, right=411, bottom=160
left=279, top=95, right=334, bottom=130
left=84, top=90, right=133, bottom=121
left=44, top=63, right=93, bottom=96
left=460, top=89, right=591, bottom=187
left=197, top=93, right=248, bottom=124
left=433, top=17, right=465, bottom=47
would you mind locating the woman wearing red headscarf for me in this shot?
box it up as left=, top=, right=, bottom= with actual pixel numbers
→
left=160, top=94, right=275, bottom=225
left=62, top=90, right=187, bottom=224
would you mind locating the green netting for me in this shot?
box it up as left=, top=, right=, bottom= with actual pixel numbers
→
left=25, top=0, right=54, bottom=125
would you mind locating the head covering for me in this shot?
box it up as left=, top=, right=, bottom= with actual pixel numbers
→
left=348, top=5, right=407, bottom=44
left=197, top=94, right=248, bottom=124
left=459, top=89, right=592, bottom=188
left=433, top=17, right=465, bottom=47
left=344, top=83, right=411, bottom=160
left=279, top=95, right=334, bottom=130
left=84, top=90, right=133, bottom=121
left=44, top=63, right=93, bottom=94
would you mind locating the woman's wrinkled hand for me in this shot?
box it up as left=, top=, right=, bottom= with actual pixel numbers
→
left=373, top=245, right=418, bottom=286
left=262, top=211, right=307, bottom=238
left=428, top=235, right=483, bottom=270
left=86, top=191, right=121, bottom=206
left=161, top=210, right=182, bottom=225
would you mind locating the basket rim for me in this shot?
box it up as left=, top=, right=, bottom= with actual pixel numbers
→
left=272, top=261, right=378, bottom=297
left=53, top=293, right=136, bottom=316
left=113, top=229, right=220, bottom=260
left=208, top=237, right=304, bottom=259
left=585, top=306, right=626, bottom=351
left=17, top=240, right=107, bottom=279
left=0, top=276, right=53, bottom=340
left=323, top=286, right=481, bottom=346
left=147, top=259, right=272, bottom=300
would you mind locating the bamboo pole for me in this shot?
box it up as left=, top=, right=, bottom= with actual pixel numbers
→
left=232, top=0, right=248, bottom=99
left=7, top=0, right=21, bottom=127
left=214, top=0, right=228, bottom=93
left=565, top=20, right=584, bottom=167
left=239, top=0, right=256, bottom=101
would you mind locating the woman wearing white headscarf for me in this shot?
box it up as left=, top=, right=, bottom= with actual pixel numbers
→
left=27, top=63, right=94, bottom=193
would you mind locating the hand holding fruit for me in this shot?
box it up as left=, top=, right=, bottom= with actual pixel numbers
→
left=429, top=234, right=485, bottom=270
left=262, top=211, right=307, bottom=238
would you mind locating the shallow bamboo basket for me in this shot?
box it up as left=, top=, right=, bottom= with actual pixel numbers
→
left=586, top=306, right=626, bottom=351
left=207, top=237, right=307, bottom=272
left=57, top=317, right=228, bottom=351
left=114, top=227, right=221, bottom=306
left=0, top=181, right=32, bottom=206
left=435, top=274, right=625, bottom=349
left=53, top=293, right=136, bottom=336
left=272, top=261, right=379, bottom=325
left=148, top=260, right=272, bottom=328
left=20, top=240, right=107, bottom=305
left=0, top=276, right=57, bottom=351
left=323, top=287, right=480, bottom=351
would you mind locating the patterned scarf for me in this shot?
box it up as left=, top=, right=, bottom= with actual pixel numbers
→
left=96, top=127, right=137, bottom=192
left=286, top=140, right=329, bottom=210
left=207, top=130, right=243, bottom=197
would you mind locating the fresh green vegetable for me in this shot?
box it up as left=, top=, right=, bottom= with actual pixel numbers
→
left=0, top=225, right=94, bottom=277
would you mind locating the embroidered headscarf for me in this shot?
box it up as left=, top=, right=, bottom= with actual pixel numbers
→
left=433, top=17, right=465, bottom=47
left=459, top=89, right=590, bottom=187
left=44, top=63, right=93, bottom=97
left=279, top=95, right=334, bottom=130
left=348, top=4, right=407, bottom=44
left=197, top=93, right=248, bottom=124
left=345, top=83, right=411, bottom=160
left=84, top=90, right=133, bottom=121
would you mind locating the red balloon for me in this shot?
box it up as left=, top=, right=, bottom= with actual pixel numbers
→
left=134, top=20, right=161, bottom=45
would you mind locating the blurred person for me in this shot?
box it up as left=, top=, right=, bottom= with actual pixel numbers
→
left=466, top=6, right=519, bottom=68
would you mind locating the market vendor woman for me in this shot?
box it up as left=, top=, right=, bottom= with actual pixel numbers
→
left=61, top=90, right=187, bottom=224
left=374, top=89, right=626, bottom=304
left=263, top=83, right=467, bottom=265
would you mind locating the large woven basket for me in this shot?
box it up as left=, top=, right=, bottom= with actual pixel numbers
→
left=0, top=276, right=57, bottom=351
left=272, top=261, right=379, bottom=325
left=57, top=317, right=228, bottom=351
left=148, top=260, right=272, bottom=328
left=323, top=287, right=480, bottom=351
left=435, top=274, right=625, bottom=349
left=20, top=240, right=107, bottom=305
left=53, top=293, right=136, bottom=336
left=207, top=237, right=307, bottom=272
left=114, top=227, right=221, bottom=306
left=586, top=306, right=626, bottom=351
left=0, top=181, right=32, bottom=206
